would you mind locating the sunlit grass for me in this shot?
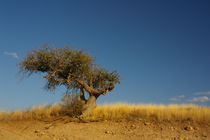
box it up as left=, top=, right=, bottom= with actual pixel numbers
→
left=0, top=103, right=62, bottom=121
left=0, top=103, right=210, bottom=122
left=87, top=103, right=210, bottom=122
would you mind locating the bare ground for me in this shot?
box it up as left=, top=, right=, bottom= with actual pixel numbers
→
left=0, top=117, right=209, bottom=140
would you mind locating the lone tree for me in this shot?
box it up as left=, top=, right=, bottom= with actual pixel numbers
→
left=19, top=46, right=120, bottom=115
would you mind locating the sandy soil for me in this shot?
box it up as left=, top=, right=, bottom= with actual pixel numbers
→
left=0, top=118, right=209, bottom=140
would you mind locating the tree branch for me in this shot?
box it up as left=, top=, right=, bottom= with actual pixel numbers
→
left=80, top=88, right=87, bottom=102
left=75, top=79, right=113, bottom=95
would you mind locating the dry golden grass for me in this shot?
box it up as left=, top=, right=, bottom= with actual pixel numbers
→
left=0, top=103, right=210, bottom=122
left=87, top=103, right=210, bottom=122
left=0, top=104, right=62, bottom=121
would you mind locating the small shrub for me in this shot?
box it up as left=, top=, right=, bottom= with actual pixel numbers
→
left=60, top=93, right=84, bottom=117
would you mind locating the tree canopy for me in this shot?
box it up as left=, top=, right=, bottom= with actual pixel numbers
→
left=19, top=46, right=120, bottom=97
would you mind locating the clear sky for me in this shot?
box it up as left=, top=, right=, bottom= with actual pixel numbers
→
left=0, top=0, right=210, bottom=110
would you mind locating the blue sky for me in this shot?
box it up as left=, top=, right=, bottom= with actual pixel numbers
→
left=0, top=0, right=210, bottom=110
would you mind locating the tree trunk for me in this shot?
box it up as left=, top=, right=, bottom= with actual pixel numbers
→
left=82, top=94, right=99, bottom=117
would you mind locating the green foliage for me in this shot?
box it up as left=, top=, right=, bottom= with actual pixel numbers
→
left=19, top=45, right=120, bottom=95
left=60, top=93, right=84, bottom=117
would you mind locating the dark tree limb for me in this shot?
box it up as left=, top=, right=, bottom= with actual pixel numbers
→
left=75, top=79, right=114, bottom=95
left=80, top=88, right=87, bottom=103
